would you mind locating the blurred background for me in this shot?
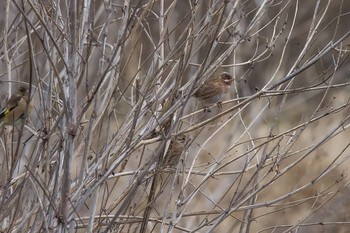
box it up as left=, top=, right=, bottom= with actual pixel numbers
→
left=1, top=0, right=350, bottom=232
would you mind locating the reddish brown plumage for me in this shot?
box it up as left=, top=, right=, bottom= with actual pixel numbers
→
left=194, top=72, right=233, bottom=110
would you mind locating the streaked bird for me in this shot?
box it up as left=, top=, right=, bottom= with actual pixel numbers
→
left=0, top=84, right=32, bottom=127
left=194, top=72, right=233, bottom=111
left=161, top=134, right=187, bottom=168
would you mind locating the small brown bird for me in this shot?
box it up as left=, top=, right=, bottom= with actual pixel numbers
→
left=161, top=135, right=187, bottom=168
left=194, top=72, right=233, bottom=111
left=0, top=84, right=32, bottom=127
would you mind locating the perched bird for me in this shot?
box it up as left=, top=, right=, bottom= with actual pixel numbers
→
left=161, top=134, right=187, bottom=168
left=193, top=72, right=233, bottom=111
left=0, top=84, right=32, bottom=127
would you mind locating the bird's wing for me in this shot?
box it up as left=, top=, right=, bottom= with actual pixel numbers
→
left=0, top=94, right=22, bottom=119
left=0, top=109, right=7, bottom=120
left=194, top=79, right=223, bottom=100
left=6, top=94, right=23, bottom=109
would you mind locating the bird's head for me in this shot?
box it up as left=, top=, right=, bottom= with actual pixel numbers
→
left=175, top=134, right=187, bottom=144
left=220, top=72, right=233, bottom=86
left=18, top=83, right=30, bottom=96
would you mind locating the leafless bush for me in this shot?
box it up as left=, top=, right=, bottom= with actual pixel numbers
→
left=1, top=0, right=350, bottom=232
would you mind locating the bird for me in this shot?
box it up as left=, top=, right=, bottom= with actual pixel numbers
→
left=161, top=134, right=187, bottom=168
left=193, top=72, right=233, bottom=112
left=0, top=84, right=32, bottom=128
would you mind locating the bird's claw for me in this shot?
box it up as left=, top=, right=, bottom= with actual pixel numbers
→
left=203, top=107, right=211, bottom=112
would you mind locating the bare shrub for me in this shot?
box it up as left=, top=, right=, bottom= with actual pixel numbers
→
left=1, top=0, right=350, bottom=232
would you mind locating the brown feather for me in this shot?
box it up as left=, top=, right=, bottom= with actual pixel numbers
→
left=0, top=84, right=32, bottom=126
left=193, top=72, right=233, bottom=108
left=161, top=135, right=187, bottom=168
